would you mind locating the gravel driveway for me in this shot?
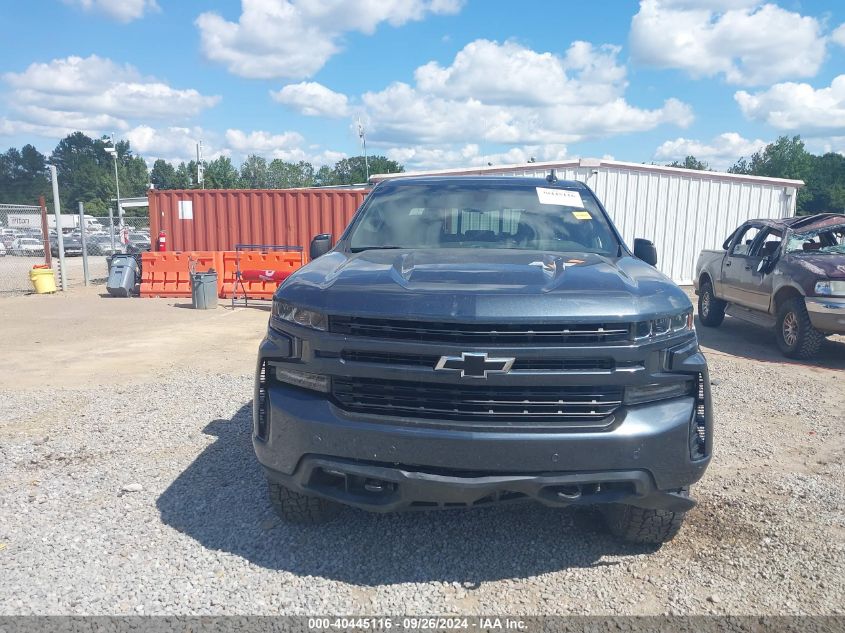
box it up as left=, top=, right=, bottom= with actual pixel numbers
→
left=1, top=293, right=843, bottom=615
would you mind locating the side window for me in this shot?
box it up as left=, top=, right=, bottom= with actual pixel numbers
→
left=730, top=225, right=760, bottom=256
left=749, top=228, right=783, bottom=258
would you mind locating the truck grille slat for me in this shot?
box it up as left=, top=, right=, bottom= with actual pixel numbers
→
left=332, top=378, right=623, bottom=425
left=340, top=350, right=616, bottom=372
left=331, top=316, right=632, bottom=345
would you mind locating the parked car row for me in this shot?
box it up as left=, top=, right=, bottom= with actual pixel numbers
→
left=8, top=238, right=45, bottom=256
left=1, top=228, right=150, bottom=256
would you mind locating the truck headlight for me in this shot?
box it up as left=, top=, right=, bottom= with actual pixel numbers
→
left=625, top=380, right=694, bottom=405
left=814, top=280, right=845, bottom=297
left=271, top=299, right=328, bottom=331
left=634, top=308, right=694, bottom=339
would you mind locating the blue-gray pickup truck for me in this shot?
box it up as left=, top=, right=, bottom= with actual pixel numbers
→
left=254, top=176, right=713, bottom=544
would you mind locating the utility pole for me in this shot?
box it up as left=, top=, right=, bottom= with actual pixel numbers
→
left=79, top=201, right=90, bottom=286
left=197, top=141, right=204, bottom=189
left=38, top=195, right=52, bottom=269
left=357, top=118, right=369, bottom=182
left=105, top=135, right=123, bottom=229
left=48, top=165, right=67, bottom=291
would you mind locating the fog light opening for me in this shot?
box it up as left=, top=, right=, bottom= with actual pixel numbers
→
left=555, top=485, right=582, bottom=500
left=363, top=479, right=388, bottom=493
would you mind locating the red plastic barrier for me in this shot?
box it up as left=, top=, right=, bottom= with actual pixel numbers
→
left=140, top=251, right=223, bottom=298
left=240, top=269, right=291, bottom=283
left=220, top=251, right=302, bottom=299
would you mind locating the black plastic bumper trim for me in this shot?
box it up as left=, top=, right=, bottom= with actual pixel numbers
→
left=265, top=456, right=696, bottom=514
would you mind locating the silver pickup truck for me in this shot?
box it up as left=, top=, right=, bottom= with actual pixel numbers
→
left=694, top=213, right=845, bottom=358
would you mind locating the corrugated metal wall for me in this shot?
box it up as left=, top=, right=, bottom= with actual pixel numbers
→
left=375, top=164, right=798, bottom=285
left=149, top=188, right=369, bottom=257
left=491, top=166, right=796, bottom=284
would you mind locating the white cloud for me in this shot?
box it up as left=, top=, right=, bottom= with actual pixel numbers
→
left=735, top=76, right=845, bottom=133
left=271, top=82, right=349, bottom=117
left=2, top=55, right=219, bottom=139
left=415, top=40, right=626, bottom=106
left=196, top=0, right=464, bottom=79
left=832, top=23, right=845, bottom=48
left=225, top=128, right=344, bottom=165
left=386, top=143, right=569, bottom=171
left=121, top=125, right=345, bottom=167
left=225, top=129, right=306, bottom=154
left=630, top=0, right=826, bottom=85
left=805, top=137, right=845, bottom=156
left=63, top=0, right=160, bottom=23
left=124, top=125, right=225, bottom=166
left=654, top=132, right=767, bottom=169
left=360, top=39, right=692, bottom=147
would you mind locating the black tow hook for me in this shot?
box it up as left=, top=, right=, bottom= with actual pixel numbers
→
left=555, top=485, right=582, bottom=501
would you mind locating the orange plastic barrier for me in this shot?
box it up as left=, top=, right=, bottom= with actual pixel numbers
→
left=220, top=250, right=303, bottom=299
left=140, top=251, right=223, bottom=298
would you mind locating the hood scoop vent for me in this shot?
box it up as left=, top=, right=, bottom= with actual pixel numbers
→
left=391, top=251, right=567, bottom=287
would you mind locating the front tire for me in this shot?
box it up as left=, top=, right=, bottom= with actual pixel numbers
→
left=601, top=489, right=689, bottom=544
left=776, top=297, right=824, bottom=359
left=698, top=280, right=726, bottom=327
left=268, top=480, right=340, bottom=524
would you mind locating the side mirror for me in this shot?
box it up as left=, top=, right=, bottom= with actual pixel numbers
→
left=309, top=233, right=332, bottom=260
left=757, top=256, right=773, bottom=274
left=633, top=238, right=658, bottom=266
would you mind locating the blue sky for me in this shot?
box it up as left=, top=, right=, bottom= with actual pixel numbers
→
left=2, top=0, right=845, bottom=171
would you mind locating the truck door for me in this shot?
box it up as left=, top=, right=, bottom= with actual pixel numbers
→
left=738, top=228, right=782, bottom=312
left=721, top=223, right=760, bottom=304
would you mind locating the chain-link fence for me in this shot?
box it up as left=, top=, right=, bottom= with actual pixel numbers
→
left=1, top=203, right=150, bottom=294
left=0, top=203, right=50, bottom=295
left=77, top=215, right=150, bottom=285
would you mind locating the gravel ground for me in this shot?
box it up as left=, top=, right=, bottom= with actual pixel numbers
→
left=1, top=305, right=843, bottom=615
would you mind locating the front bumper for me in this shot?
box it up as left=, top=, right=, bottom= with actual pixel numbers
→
left=265, top=456, right=695, bottom=513
left=254, top=323, right=712, bottom=513
left=806, top=297, right=845, bottom=334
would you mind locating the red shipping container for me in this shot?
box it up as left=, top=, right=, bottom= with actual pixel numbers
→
left=148, top=188, right=370, bottom=258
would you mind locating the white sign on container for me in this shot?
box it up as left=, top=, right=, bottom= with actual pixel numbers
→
left=177, top=200, right=193, bottom=220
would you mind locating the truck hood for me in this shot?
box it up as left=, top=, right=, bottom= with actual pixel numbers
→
left=788, top=253, right=845, bottom=279
left=279, top=249, right=691, bottom=321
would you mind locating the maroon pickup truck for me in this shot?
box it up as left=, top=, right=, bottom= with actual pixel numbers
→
left=694, top=213, right=845, bottom=359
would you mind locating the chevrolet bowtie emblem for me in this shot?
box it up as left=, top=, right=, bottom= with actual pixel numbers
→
left=435, top=352, right=516, bottom=379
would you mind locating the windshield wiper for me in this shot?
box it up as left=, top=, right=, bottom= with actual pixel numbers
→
left=349, top=245, right=405, bottom=253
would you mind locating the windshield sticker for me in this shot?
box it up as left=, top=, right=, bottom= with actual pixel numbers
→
left=536, top=187, right=584, bottom=208
left=409, top=208, right=424, bottom=215
left=572, top=211, right=592, bottom=221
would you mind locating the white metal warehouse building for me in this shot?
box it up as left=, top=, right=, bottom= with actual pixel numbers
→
left=371, top=158, right=804, bottom=285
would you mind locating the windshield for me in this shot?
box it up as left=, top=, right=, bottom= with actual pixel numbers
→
left=786, top=224, right=845, bottom=254
left=347, top=183, right=621, bottom=255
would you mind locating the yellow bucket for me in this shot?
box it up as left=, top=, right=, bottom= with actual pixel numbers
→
left=29, top=267, right=57, bottom=294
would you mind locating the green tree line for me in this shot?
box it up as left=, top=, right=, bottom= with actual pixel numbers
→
left=666, top=136, right=845, bottom=214
left=2, top=131, right=843, bottom=217
left=0, top=131, right=403, bottom=217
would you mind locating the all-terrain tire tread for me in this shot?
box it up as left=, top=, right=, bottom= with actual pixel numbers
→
left=602, top=488, right=689, bottom=544
left=777, top=297, right=824, bottom=359
left=698, top=280, right=726, bottom=327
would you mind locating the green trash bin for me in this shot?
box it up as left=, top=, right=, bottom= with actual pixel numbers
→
left=191, top=270, right=218, bottom=310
